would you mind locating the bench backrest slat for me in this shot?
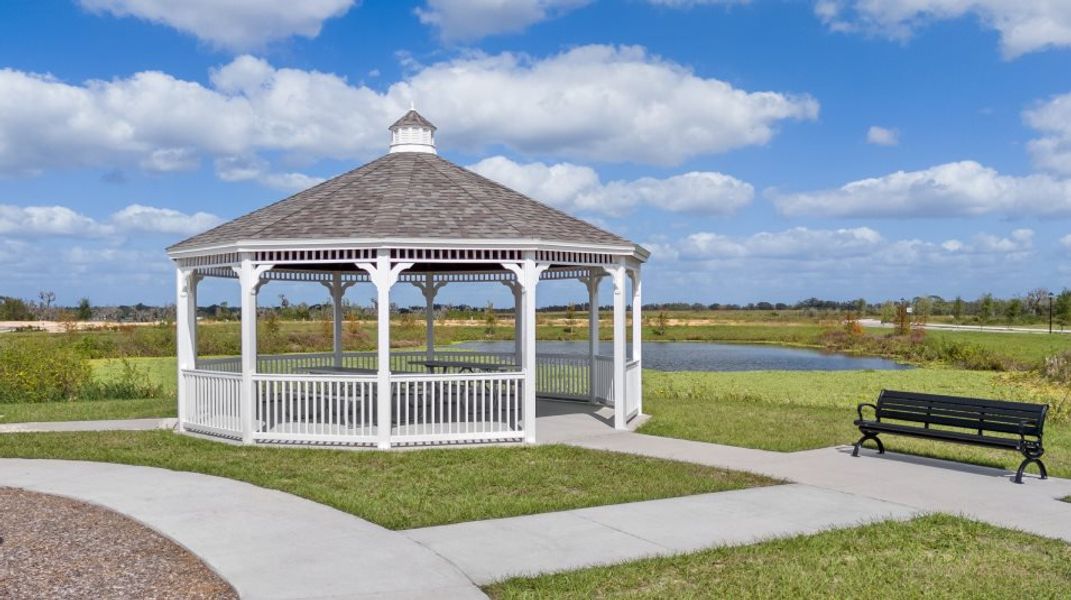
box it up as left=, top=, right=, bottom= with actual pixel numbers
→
left=876, top=390, right=1047, bottom=437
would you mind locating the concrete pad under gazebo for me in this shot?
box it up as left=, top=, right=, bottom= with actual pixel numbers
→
left=168, top=109, right=648, bottom=448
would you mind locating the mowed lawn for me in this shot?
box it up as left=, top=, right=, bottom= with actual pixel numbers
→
left=639, top=368, right=1071, bottom=477
left=485, top=515, right=1071, bottom=599
left=0, top=431, right=775, bottom=529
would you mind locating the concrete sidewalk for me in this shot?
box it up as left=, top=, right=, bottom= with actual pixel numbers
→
left=404, top=484, right=920, bottom=584
left=0, top=418, right=177, bottom=433
left=0, top=459, right=485, bottom=600
left=564, top=431, right=1071, bottom=543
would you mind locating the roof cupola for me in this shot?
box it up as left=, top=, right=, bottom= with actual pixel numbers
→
left=388, top=104, right=437, bottom=154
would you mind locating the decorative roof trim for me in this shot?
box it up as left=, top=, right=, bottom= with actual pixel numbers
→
left=168, top=236, right=647, bottom=260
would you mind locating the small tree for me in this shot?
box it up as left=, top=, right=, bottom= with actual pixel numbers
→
left=1005, top=298, right=1022, bottom=324
left=75, top=298, right=92, bottom=321
left=894, top=301, right=911, bottom=336
left=483, top=301, right=498, bottom=335
left=563, top=303, right=576, bottom=334
left=38, top=290, right=56, bottom=319
left=654, top=311, right=669, bottom=336
left=952, top=296, right=964, bottom=321
left=879, top=301, right=895, bottom=324
left=1055, top=290, right=1071, bottom=328
left=979, top=293, right=994, bottom=324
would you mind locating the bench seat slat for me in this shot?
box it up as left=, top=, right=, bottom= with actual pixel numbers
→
left=855, top=420, right=1022, bottom=448
left=878, top=398, right=1043, bottom=417
left=876, top=410, right=1041, bottom=436
left=879, top=391, right=1047, bottom=415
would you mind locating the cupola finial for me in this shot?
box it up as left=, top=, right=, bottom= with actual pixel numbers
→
left=388, top=107, right=437, bottom=154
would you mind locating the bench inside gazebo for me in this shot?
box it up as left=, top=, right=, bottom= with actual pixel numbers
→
left=168, top=109, right=647, bottom=448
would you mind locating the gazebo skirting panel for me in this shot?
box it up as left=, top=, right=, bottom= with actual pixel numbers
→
left=180, top=351, right=640, bottom=446
left=174, top=250, right=643, bottom=448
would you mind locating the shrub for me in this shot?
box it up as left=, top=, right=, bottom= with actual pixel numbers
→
left=0, top=338, right=92, bottom=403
left=80, top=359, right=164, bottom=400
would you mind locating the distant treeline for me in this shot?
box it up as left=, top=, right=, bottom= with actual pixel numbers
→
left=3, top=288, right=1070, bottom=326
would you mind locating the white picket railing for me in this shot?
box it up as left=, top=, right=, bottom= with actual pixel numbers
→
left=390, top=372, right=525, bottom=444
left=184, top=350, right=636, bottom=445
left=251, top=373, right=378, bottom=444
left=625, top=359, right=641, bottom=420
left=535, top=353, right=590, bottom=400
left=593, top=355, right=614, bottom=404
left=181, top=369, right=242, bottom=438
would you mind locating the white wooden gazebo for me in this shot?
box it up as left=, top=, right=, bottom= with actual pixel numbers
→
left=168, top=110, right=647, bottom=448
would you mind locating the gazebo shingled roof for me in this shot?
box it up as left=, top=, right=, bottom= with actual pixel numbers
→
left=169, top=149, right=637, bottom=253
left=390, top=109, right=437, bottom=131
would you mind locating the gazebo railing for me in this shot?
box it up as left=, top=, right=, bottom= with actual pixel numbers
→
left=181, top=369, right=243, bottom=439
left=391, top=372, right=525, bottom=444
left=251, top=373, right=378, bottom=444
left=198, top=350, right=595, bottom=400
left=185, top=350, right=636, bottom=446
left=624, top=359, right=641, bottom=420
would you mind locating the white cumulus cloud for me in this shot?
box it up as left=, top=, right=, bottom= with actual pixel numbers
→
left=866, top=125, right=899, bottom=146
left=0, top=204, right=221, bottom=237
left=0, top=205, right=112, bottom=236
left=0, top=47, right=818, bottom=178
left=468, top=155, right=753, bottom=216
left=772, top=160, right=1071, bottom=218
left=78, top=0, right=356, bottom=50
left=416, top=0, right=591, bottom=41
left=1025, top=91, right=1071, bottom=176
left=815, top=1, right=1071, bottom=59
left=110, top=204, right=223, bottom=235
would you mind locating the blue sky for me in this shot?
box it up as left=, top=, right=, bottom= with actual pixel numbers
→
left=2, top=0, right=1070, bottom=309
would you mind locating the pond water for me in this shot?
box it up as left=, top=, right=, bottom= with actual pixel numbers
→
left=454, top=340, right=911, bottom=372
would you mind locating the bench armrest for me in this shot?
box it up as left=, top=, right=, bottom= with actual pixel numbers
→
left=856, top=402, right=879, bottom=421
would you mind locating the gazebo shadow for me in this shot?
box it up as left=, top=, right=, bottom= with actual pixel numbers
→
left=536, top=399, right=621, bottom=443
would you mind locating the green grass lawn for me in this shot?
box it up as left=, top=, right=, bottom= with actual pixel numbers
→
left=485, top=514, right=1071, bottom=598
left=924, top=328, right=1071, bottom=365
left=92, top=356, right=177, bottom=394
left=0, top=398, right=174, bottom=424
left=639, top=369, right=1070, bottom=477
left=0, top=431, right=775, bottom=529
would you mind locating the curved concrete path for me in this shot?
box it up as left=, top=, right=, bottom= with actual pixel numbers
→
left=0, top=459, right=484, bottom=600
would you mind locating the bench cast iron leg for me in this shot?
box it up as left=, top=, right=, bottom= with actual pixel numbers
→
left=852, top=432, right=884, bottom=457
left=1014, top=450, right=1047, bottom=484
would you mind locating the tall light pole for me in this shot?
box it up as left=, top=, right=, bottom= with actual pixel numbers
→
left=1049, top=292, right=1055, bottom=334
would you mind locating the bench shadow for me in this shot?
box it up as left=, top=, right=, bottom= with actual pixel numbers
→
left=832, top=445, right=1033, bottom=481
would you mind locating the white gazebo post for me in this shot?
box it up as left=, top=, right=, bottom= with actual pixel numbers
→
left=504, top=254, right=548, bottom=443
left=502, top=280, right=523, bottom=366
left=580, top=271, right=602, bottom=403
left=609, top=260, right=627, bottom=430
left=414, top=274, right=446, bottom=362
left=322, top=273, right=356, bottom=368
left=360, top=250, right=413, bottom=449
left=235, top=255, right=272, bottom=444
left=629, top=266, right=642, bottom=415
left=175, top=268, right=199, bottom=432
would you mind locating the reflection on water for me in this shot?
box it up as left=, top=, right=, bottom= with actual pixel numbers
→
left=455, top=340, right=911, bottom=372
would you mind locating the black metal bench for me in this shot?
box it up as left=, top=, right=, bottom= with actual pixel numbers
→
left=853, top=390, right=1048, bottom=484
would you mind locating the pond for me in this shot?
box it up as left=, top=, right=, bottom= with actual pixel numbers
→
left=454, top=340, right=911, bottom=372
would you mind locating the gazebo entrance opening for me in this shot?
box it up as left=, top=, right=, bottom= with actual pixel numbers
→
left=170, top=109, right=647, bottom=449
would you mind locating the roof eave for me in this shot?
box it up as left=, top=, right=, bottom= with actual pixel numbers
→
left=167, top=237, right=647, bottom=262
